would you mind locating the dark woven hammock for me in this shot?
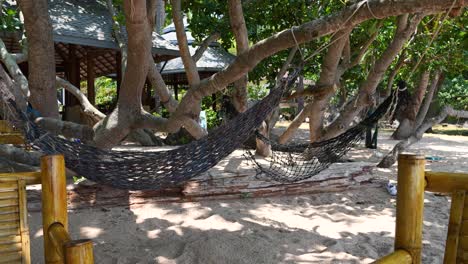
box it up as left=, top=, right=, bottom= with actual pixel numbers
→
left=1, top=77, right=294, bottom=190
left=246, top=93, right=394, bottom=183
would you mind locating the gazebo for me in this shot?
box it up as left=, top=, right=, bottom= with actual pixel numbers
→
left=1, top=0, right=179, bottom=122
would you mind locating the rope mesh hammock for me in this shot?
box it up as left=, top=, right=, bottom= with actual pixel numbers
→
left=246, top=92, right=394, bottom=183
left=1, top=75, right=294, bottom=190
left=1, top=70, right=394, bottom=190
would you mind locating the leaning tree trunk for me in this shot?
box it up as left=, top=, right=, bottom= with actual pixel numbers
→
left=378, top=106, right=468, bottom=168
left=392, top=70, right=429, bottom=139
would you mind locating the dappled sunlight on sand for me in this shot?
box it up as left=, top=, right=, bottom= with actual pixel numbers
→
left=24, top=128, right=466, bottom=263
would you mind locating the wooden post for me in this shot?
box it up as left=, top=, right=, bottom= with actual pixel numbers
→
left=64, top=239, right=94, bottom=264
left=86, top=50, right=96, bottom=105
left=211, top=93, right=217, bottom=111
left=41, top=155, right=67, bottom=264
left=394, top=153, right=425, bottom=264
left=116, top=52, right=122, bottom=100
left=64, top=44, right=82, bottom=123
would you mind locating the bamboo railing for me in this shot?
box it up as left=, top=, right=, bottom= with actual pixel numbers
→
left=373, top=154, right=468, bottom=264
left=0, top=155, right=94, bottom=264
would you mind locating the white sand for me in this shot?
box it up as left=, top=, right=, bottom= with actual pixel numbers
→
left=28, top=129, right=468, bottom=263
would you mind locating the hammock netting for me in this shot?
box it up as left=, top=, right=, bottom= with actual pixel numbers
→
left=0, top=74, right=294, bottom=190
left=245, top=93, right=394, bottom=183
left=0, top=73, right=394, bottom=190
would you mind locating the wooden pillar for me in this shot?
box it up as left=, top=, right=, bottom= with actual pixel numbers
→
left=64, top=44, right=81, bottom=123
left=394, top=153, right=426, bottom=264
left=211, top=93, right=217, bottom=111
left=174, top=83, right=179, bottom=101
left=116, top=52, right=122, bottom=100
left=86, top=50, right=96, bottom=105
left=41, top=155, right=67, bottom=264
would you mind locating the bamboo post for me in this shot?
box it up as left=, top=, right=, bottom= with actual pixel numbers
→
left=64, top=239, right=94, bottom=264
left=443, top=190, right=465, bottom=264
left=41, top=155, right=67, bottom=264
left=394, top=154, right=426, bottom=264
left=373, top=249, right=412, bottom=264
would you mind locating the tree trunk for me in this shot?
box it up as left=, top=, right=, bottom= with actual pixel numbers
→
left=414, top=70, right=441, bottom=128
left=308, top=29, right=351, bottom=142
left=93, top=0, right=153, bottom=148
left=228, top=0, right=249, bottom=113
left=17, top=0, right=59, bottom=118
left=378, top=106, right=468, bottom=168
left=154, top=0, right=165, bottom=34
left=392, top=70, right=429, bottom=139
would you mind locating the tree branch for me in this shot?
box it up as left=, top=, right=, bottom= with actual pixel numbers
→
left=165, top=0, right=464, bottom=134
left=170, top=0, right=200, bottom=87
left=415, top=70, right=441, bottom=128
left=35, top=117, right=95, bottom=141
left=192, top=32, right=221, bottom=63
left=0, top=37, right=29, bottom=99
left=322, top=13, right=425, bottom=140
left=56, top=77, right=106, bottom=122
left=106, top=0, right=128, bottom=74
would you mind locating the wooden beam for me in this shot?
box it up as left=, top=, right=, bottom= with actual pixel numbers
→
left=86, top=50, right=96, bottom=105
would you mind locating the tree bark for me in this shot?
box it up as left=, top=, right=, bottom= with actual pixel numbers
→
left=228, top=0, right=249, bottom=113
left=307, top=29, right=351, bottom=142
left=93, top=0, right=154, bottom=148
left=322, top=14, right=424, bottom=140
left=170, top=0, right=200, bottom=87
left=17, top=0, right=58, bottom=118
left=414, top=70, right=441, bottom=128
left=35, top=117, right=95, bottom=141
left=392, top=70, right=430, bottom=139
left=0, top=144, right=41, bottom=166
left=278, top=103, right=313, bottom=144
left=106, top=0, right=127, bottom=75
left=378, top=106, right=468, bottom=168
left=0, top=38, right=29, bottom=101
left=56, top=77, right=105, bottom=122
left=278, top=29, right=351, bottom=143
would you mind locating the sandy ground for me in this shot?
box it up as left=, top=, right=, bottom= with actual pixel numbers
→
left=28, top=125, right=468, bottom=263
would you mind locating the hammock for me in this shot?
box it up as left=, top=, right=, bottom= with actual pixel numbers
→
left=246, top=93, right=394, bottom=183
left=0, top=75, right=298, bottom=190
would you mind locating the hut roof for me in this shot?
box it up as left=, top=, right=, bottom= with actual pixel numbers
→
left=1, top=0, right=179, bottom=80
left=48, top=0, right=178, bottom=57
left=160, top=19, right=235, bottom=82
